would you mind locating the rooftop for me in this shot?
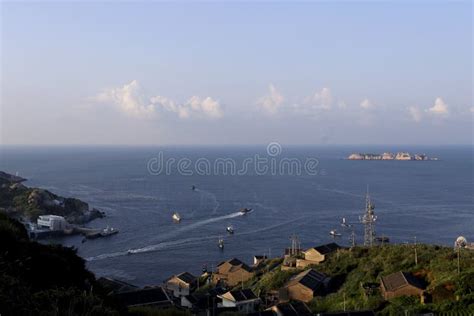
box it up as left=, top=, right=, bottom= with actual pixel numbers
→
left=287, top=269, right=329, bottom=291
left=381, top=271, right=424, bottom=292
left=308, top=242, right=342, bottom=255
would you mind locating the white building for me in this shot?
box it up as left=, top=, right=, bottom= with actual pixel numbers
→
left=218, top=289, right=260, bottom=314
left=37, top=215, right=67, bottom=231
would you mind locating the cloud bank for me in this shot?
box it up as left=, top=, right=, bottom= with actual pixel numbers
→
left=94, top=80, right=223, bottom=119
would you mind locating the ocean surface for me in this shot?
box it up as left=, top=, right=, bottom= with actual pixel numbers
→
left=0, top=145, right=473, bottom=286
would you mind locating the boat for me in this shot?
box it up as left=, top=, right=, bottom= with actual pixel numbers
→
left=218, top=237, right=224, bottom=250
left=100, top=226, right=119, bottom=237
left=226, top=225, right=234, bottom=234
left=191, top=185, right=196, bottom=191
left=239, top=208, right=252, bottom=215
left=341, top=217, right=351, bottom=227
left=329, top=230, right=342, bottom=237
left=127, top=249, right=139, bottom=255
left=172, top=212, right=181, bottom=222
left=85, top=226, right=119, bottom=239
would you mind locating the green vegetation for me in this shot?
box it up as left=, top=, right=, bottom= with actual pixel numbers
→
left=251, top=245, right=474, bottom=314
left=0, top=171, right=104, bottom=224
left=0, top=212, right=120, bottom=315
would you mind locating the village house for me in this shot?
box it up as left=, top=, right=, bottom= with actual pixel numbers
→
left=212, top=258, right=254, bottom=286
left=164, top=272, right=197, bottom=298
left=181, top=287, right=227, bottom=313
left=281, top=269, right=331, bottom=302
left=113, top=286, right=174, bottom=309
left=253, top=255, right=268, bottom=266
left=217, top=289, right=260, bottom=314
left=297, top=243, right=342, bottom=268
left=380, top=271, right=425, bottom=300
left=97, top=277, right=138, bottom=295
left=270, top=301, right=313, bottom=316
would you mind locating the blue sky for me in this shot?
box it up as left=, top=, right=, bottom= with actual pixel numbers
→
left=1, top=1, right=472, bottom=145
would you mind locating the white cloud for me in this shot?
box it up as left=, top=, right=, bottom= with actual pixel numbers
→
left=427, top=97, right=449, bottom=115
left=95, top=80, right=156, bottom=118
left=305, top=87, right=333, bottom=110
left=94, top=80, right=223, bottom=119
left=256, top=84, right=284, bottom=114
left=408, top=106, right=423, bottom=122
left=360, top=98, right=374, bottom=110
left=180, top=96, right=223, bottom=119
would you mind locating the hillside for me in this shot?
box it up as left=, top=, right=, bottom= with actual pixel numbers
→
left=246, top=245, right=474, bottom=314
left=0, top=212, right=122, bottom=315
left=0, top=171, right=104, bottom=224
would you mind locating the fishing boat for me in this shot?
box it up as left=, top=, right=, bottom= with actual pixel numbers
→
left=239, top=208, right=252, bottom=215
left=85, top=226, right=119, bottom=239
left=172, top=212, right=181, bottom=222
left=329, top=230, right=342, bottom=237
left=218, top=237, right=224, bottom=249
left=100, top=226, right=119, bottom=237
left=226, top=225, right=234, bottom=234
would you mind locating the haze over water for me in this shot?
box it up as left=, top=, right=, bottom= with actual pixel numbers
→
left=1, top=145, right=472, bottom=285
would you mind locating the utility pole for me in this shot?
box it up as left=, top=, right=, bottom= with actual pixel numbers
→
left=361, top=186, right=377, bottom=247
left=349, top=227, right=356, bottom=248
left=343, top=292, right=346, bottom=311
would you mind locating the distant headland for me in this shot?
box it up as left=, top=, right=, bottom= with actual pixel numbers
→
left=347, top=152, right=439, bottom=161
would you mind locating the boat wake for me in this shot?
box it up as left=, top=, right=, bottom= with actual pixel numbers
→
left=85, top=215, right=306, bottom=262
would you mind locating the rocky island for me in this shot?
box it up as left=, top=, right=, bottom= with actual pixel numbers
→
left=347, top=152, right=438, bottom=161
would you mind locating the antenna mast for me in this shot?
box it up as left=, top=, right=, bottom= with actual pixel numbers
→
left=361, top=186, right=377, bottom=247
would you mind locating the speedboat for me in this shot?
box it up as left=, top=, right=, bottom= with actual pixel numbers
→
left=239, top=208, right=252, bottom=215
left=226, top=225, right=234, bottom=234
left=172, top=212, right=181, bottom=222
left=329, top=230, right=342, bottom=237
left=218, top=237, right=224, bottom=250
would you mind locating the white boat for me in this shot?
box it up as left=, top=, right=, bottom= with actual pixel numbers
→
left=172, top=212, right=181, bottom=222
left=341, top=217, right=351, bottom=228
left=329, top=230, right=342, bottom=237
left=218, top=237, right=224, bottom=249
left=226, top=225, right=234, bottom=234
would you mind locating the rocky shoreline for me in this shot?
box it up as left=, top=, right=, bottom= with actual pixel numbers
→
left=0, top=171, right=105, bottom=225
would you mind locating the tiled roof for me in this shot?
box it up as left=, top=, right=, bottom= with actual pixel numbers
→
left=222, top=289, right=258, bottom=302
left=381, top=271, right=424, bottom=292
left=176, top=272, right=197, bottom=284
left=218, top=258, right=253, bottom=273
left=97, top=277, right=138, bottom=294
left=311, top=243, right=341, bottom=255
left=287, top=269, right=328, bottom=291
left=114, top=287, right=172, bottom=307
